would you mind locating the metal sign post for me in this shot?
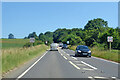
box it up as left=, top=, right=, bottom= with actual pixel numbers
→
left=107, top=36, right=113, bottom=51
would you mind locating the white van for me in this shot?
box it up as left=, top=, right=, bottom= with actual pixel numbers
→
left=50, top=43, right=59, bottom=51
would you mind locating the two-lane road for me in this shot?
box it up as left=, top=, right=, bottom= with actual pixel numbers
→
left=19, top=50, right=89, bottom=78
left=3, top=48, right=119, bottom=80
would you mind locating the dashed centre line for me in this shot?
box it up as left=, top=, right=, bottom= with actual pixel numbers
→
left=63, top=56, right=67, bottom=60
left=61, top=54, right=63, bottom=56
left=66, top=54, right=70, bottom=56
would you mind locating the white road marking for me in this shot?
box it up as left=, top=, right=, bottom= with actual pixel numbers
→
left=83, top=68, right=94, bottom=71
left=16, top=51, right=48, bottom=80
left=94, top=76, right=107, bottom=79
left=92, top=56, right=119, bottom=65
left=63, top=56, right=67, bottom=60
left=72, top=57, right=77, bottom=60
left=111, top=77, right=116, bottom=79
left=66, top=54, right=70, bottom=56
left=88, top=76, right=93, bottom=79
left=81, top=61, right=97, bottom=70
left=69, top=61, right=80, bottom=70
left=61, top=54, right=63, bottom=56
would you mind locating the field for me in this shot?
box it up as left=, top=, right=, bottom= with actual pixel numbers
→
left=0, top=39, right=29, bottom=49
left=1, top=39, right=49, bottom=74
left=69, top=45, right=120, bottom=63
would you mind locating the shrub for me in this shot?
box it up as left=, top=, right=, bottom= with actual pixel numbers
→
left=23, top=42, right=33, bottom=48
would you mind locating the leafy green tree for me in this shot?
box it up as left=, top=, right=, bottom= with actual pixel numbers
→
left=84, top=18, right=108, bottom=31
left=28, top=32, right=38, bottom=40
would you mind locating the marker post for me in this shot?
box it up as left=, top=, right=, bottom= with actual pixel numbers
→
left=107, top=36, right=113, bottom=51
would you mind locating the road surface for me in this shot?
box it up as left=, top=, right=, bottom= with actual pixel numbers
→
left=2, top=48, right=119, bottom=80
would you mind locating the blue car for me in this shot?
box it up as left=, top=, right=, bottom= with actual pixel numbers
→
left=62, top=44, right=68, bottom=49
left=75, top=45, right=91, bottom=57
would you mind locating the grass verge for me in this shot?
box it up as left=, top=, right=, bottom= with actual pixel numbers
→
left=0, top=39, right=29, bottom=49
left=68, top=45, right=120, bottom=63
left=2, top=44, right=49, bottom=74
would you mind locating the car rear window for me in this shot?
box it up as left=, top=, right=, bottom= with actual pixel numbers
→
left=77, top=46, right=88, bottom=50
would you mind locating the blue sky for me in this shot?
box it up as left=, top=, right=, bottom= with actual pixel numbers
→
left=2, top=2, right=118, bottom=38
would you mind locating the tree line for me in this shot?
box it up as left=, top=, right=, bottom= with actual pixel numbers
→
left=24, top=18, right=120, bottom=50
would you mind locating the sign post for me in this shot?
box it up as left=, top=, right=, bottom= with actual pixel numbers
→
left=30, top=38, right=35, bottom=46
left=107, top=36, right=113, bottom=51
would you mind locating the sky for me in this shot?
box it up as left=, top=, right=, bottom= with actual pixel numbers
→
left=2, top=2, right=118, bottom=38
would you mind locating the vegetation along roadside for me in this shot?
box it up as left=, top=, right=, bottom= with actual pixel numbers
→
left=2, top=44, right=49, bottom=74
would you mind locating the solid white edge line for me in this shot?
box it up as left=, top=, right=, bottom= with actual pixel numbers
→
left=16, top=51, right=48, bottom=79
left=81, top=61, right=97, bottom=70
left=92, top=56, right=119, bottom=65
left=63, top=56, right=67, bottom=60
left=69, top=61, right=80, bottom=70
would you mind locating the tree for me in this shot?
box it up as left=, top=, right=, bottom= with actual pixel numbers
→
left=8, top=33, right=14, bottom=39
left=84, top=18, right=108, bottom=31
left=28, top=32, right=38, bottom=40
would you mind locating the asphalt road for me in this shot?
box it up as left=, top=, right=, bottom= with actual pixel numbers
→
left=3, top=48, right=120, bottom=80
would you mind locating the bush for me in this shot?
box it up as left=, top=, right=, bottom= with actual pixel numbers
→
left=23, top=42, right=33, bottom=48
left=23, top=40, right=44, bottom=48
left=90, top=42, right=108, bottom=50
left=33, top=40, right=44, bottom=46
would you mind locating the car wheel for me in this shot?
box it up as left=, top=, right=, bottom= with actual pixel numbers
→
left=87, top=55, right=91, bottom=58
left=89, top=56, right=91, bottom=57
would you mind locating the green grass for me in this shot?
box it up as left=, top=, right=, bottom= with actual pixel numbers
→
left=2, top=44, right=49, bottom=74
left=0, top=39, right=29, bottom=49
left=68, top=45, right=119, bottom=63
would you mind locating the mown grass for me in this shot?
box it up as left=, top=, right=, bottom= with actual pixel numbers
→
left=2, top=44, right=49, bottom=74
left=0, top=39, right=29, bottom=49
left=68, top=45, right=120, bottom=63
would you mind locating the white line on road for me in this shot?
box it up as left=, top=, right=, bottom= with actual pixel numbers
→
left=111, top=77, right=116, bottom=79
left=63, top=56, right=67, bottom=60
left=88, top=76, right=96, bottom=80
left=61, top=54, right=63, bottom=56
left=94, top=76, right=107, bottom=79
left=16, top=51, right=48, bottom=80
left=66, top=54, right=70, bottom=56
left=81, top=61, right=97, bottom=70
left=72, top=57, right=77, bottom=60
left=69, top=61, right=80, bottom=70
left=88, top=76, right=93, bottom=79
left=83, top=68, right=94, bottom=71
